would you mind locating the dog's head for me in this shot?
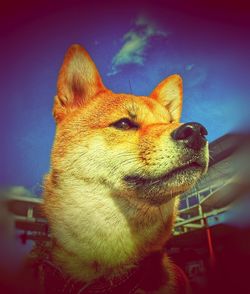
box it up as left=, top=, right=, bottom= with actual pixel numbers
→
left=51, top=44, right=209, bottom=206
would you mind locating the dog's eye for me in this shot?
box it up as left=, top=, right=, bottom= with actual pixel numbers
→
left=110, top=118, right=139, bottom=130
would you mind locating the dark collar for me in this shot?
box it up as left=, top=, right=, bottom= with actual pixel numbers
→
left=40, top=255, right=154, bottom=294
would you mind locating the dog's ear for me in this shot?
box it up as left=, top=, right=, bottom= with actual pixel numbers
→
left=53, top=44, right=106, bottom=122
left=150, top=74, right=183, bottom=122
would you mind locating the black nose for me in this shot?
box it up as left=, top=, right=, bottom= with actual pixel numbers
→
left=171, top=122, right=208, bottom=150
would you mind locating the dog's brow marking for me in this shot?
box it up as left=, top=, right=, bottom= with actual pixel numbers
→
left=128, top=110, right=137, bottom=120
left=126, top=99, right=138, bottom=120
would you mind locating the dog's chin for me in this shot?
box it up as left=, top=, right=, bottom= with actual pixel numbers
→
left=124, top=162, right=206, bottom=206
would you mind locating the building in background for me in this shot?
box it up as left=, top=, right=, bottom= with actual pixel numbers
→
left=168, top=133, right=250, bottom=293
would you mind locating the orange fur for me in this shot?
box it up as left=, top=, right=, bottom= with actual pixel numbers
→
left=43, top=44, right=208, bottom=293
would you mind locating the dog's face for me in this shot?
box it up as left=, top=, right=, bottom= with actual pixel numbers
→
left=51, top=45, right=208, bottom=206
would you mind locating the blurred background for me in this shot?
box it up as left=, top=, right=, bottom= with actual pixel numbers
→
left=0, top=0, right=250, bottom=293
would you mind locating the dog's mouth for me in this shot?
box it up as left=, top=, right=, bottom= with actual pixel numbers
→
left=124, top=161, right=205, bottom=187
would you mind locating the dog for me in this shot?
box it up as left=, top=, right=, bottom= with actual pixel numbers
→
left=36, top=44, right=209, bottom=293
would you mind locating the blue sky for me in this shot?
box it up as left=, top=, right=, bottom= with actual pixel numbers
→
left=1, top=2, right=250, bottom=190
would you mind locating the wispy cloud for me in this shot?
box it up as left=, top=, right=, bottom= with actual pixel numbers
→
left=186, top=65, right=207, bottom=87
left=108, top=16, right=169, bottom=76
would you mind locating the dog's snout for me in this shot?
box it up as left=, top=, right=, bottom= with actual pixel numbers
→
left=171, top=122, right=208, bottom=150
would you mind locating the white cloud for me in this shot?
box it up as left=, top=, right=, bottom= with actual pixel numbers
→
left=0, top=186, right=35, bottom=198
left=108, top=15, right=169, bottom=76
left=185, top=64, right=195, bottom=71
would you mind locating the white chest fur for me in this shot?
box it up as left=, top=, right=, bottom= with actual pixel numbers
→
left=44, top=177, right=176, bottom=281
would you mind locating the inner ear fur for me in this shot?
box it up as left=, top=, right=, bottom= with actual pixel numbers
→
left=53, top=44, right=106, bottom=122
left=150, top=74, right=183, bottom=122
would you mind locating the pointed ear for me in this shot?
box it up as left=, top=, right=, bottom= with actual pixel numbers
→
left=53, top=44, right=106, bottom=122
left=150, top=74, right=183, bottom=122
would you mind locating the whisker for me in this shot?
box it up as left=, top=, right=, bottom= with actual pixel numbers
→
left=158, top=207, right=166, bottom=226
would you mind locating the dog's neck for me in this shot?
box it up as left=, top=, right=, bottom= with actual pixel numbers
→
left=44, top=173, right=177, bottom=282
